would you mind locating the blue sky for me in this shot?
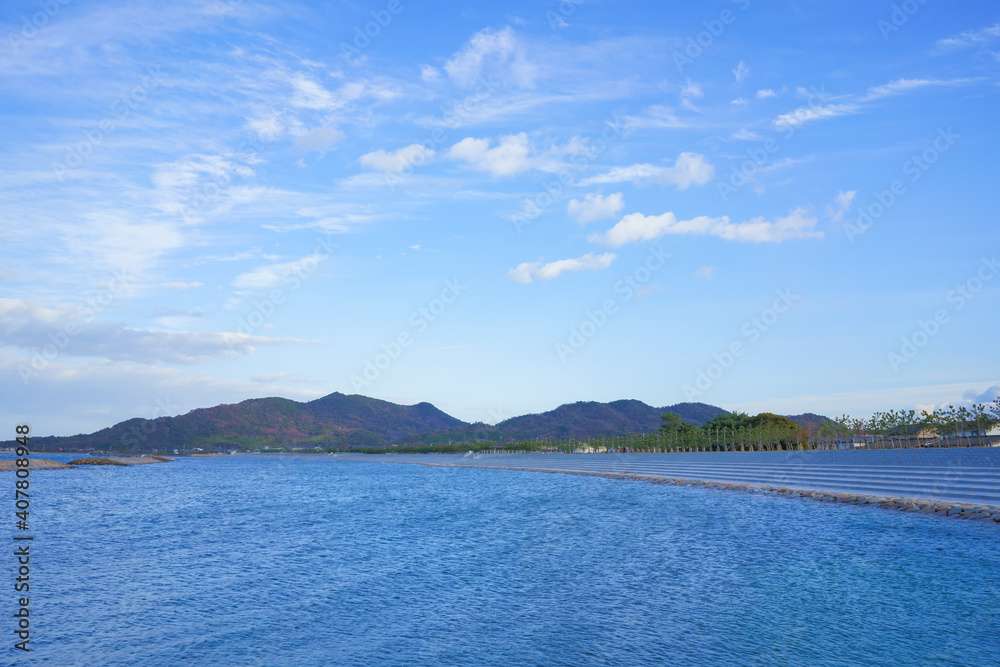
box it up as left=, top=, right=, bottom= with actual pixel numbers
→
left=2, top=0, right=999, bottom=435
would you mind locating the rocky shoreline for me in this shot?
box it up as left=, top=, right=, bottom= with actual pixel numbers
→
left=412, top=462, right=1000, bottom=525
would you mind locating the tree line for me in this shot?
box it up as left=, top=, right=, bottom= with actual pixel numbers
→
left=816, top=401, right=1000, bottom=449
left=346, top=399, right=1000, bottom=454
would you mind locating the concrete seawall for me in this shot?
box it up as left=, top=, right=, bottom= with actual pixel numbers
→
left=333, top=447, right=1000, bottom=523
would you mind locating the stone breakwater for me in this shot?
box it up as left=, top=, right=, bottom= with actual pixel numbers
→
left=0, top=456, right=174, bottom=470
left=411, top=462, right=1000, bottom=525
left=0, top=458, right=74, bottom=470
left=68, top=456, right=174, bottom=466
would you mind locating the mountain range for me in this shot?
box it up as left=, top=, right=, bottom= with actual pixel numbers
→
left=17, top=393, right=828, bottom=453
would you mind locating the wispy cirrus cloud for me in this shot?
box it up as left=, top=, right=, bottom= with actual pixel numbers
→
left=0, top=298, right=317, bottom=364
left=231, top=253, right=328, bottom=289
left=733, top=61, right=749, bottom=83
left=623, top=105, right=688, bottom=130
left=732, top=128, right=762, bottom=140
left=937, top=23, right=1000, bottom=48
left=690, top=265, right=717, bottom=281
left=773, top=78, right=972, bottom=129
left=773, top=102, right=859, bottom=129
left=827, top=190, right=857, bottom=223
left=288, top=74, right=397, bottom=111
left=680, top=79, right=703, bottom=110
left=860, top=78, right=967, bottom=101
left=443, top=26, right=537, bottom=89
left=0, top=351, right=328, bottom=436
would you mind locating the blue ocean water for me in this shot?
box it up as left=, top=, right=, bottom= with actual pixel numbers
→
left=9, top=456, right=1000, bottom=666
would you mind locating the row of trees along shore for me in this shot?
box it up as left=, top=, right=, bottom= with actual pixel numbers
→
left=347, top=400, right=1000, bottom=454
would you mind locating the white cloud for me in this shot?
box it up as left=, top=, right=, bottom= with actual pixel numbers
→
left=162, top=282, right=203, bottom=289
left=359, top=144, right=435, bottom=173
left=731, top=97, right=749, bottom=105
left=590, top=207, right=822, bottom=246
left=567, top=192, right=625, bottom=224
left=231, top=253, right=328, bottom=289
left=691, top=265, right=717, bottom=281
left=293, top=127, right=345, bottom=152
left=733, top=61, right=749, bottom=83
left=507, top=262, right=537, bottom=284
left=447, top=133, right=531, bottom=177
left=579, top=152, right=713, bottom=189
left=444, top=26, right=535, bottom=89
left=508, top=252, right=616, bottom=284
left=732, top=128, right=762, bottom=140
left=756, top=89, right=777, bottom=99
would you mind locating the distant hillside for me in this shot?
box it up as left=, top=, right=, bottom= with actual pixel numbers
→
left=303, top=392, right=464, bottom=439
left=490, top=400, right=727, bottom=441
left=24, top=392, right=462, bottom=452
left=18, top=392, right=829, bottom=453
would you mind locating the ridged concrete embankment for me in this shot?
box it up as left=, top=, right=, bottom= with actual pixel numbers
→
left=333, top=448, right=1000, bottom=523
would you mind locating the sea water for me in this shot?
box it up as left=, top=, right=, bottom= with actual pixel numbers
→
left=11, top=456, right=1000, bottom=665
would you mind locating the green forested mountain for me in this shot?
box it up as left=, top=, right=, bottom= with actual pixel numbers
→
left=488, top=400, right=726, bottom=440
left=23, top=392, right=464, bottom=452
left=17, top=393, right=826, bottom=453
